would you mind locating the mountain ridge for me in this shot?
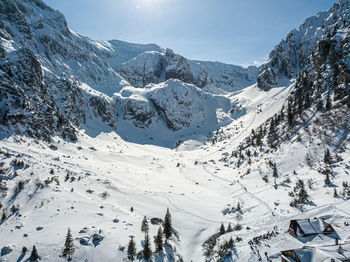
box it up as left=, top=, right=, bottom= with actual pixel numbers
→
left=0, top=0, right=259, bottom=147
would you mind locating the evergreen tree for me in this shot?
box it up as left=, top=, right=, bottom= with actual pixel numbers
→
left=29, top=245, right=39, bottom=261
left=143, top=234, right=152, bottom=260
left=220, top=223, right=226, bottom=235
left=236, top=202, right=241, bottom=211
left=163, top=208, right=173, bottom=242
left=304, top=92, right=311, bottom=109
left=62, top=228, right=75, bottom=261
left=317, top=99, right=324, bottom=111
left=269, top=119, right=274, bottom=134
left=154, top=227, right=164, bottom=253
left=141, top=216, right=149, bottom=236
left=280, top=106, right=285, bottom=119
left=326, top=92, right=332, bottom=110
left=228, top=237, right=234, bottom=247
left=127, top=238, right=136, bottom=261
left=297, top=180, right=308, bottom=203
left=227, top=223, right=233, bottom=233
left=325, top=173, right=331, bottom=186
left=334, top=188, right=338, bottom=198
left=324, top=149, right=331, bottom=164
left=1, top=211, right=6, bottom=221
left=273, top=164, right=278, bottom=178
left=256, top=132, right=262, bottom=146
left=287, top=102, right=294, bottom=126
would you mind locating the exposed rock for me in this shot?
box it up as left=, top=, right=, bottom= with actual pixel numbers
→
left=1, top=246, right=14, bottom=256
left=149, top=79, right=207, bottom=131
left=257, top=0, right=350, bottom=90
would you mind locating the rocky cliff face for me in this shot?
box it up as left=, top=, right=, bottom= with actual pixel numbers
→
left=0, top=0, right=126, bottom=141
left=118, top=48, right=257, bottom=92
left=258, top=0, right=350, bottom=91
left=115, top=79, right=232, bottom=133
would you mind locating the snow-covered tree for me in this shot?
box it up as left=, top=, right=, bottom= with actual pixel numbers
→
left=163, top=208, right=173, bottom=242
left=273, top=164, right=278, bottom=178
left=326, top=92, right=332, bottom=110
left=1, top=211, right=6, bottom=221
left=141, top=216, right=149, bottom=235
left=62, top=228, right=75, bottom=261
left=127, top=238, right=136, bottom=261
left=226, top=223, right=233, bottom=232
left=29, top=245, right=39, bottom=261
left=324, top=149, right=331, bottom=164
left=143, top=234, right=152, bottom=260
left=154, top=226, right=164, bottom=253
left=219, top=223, right=226, bottom=235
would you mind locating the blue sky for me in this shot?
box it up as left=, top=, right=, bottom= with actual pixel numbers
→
left=44, top=0, right=338, bottom=66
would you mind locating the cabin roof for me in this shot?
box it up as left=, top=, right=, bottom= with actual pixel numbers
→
left=290, top=218, right=332, bottom=235
left=281, top=244, right=350, bottom=262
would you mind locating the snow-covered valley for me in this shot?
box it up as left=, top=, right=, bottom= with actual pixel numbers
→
left=1, top=83, right=350, bottom=261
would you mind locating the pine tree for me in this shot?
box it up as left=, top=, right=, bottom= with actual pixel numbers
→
left=163, top=208, right=172, bottom=242
left=227, top=223, right=233, bottom=232
left=326, top=92, right=332, bottom=110
left=220, top=223, right=226, bottom=235
left=324, top=149, right=331, bottom=164
left=273, top=164, right=278, bottom=178
left=29, top=245, right=39, bottom=261
left=154, top=227, right=164, bottom=253
left=334, top=188, right=338, bottom=198
left=287, top=101, right=294, bottom=126
left=143, top=234, right=152, bottom=260
left=141, top=216, right=149, bottom=235
left=228, top=237, right=234, bottom=248
left=269, top=119, right=274, bottom=134
left=317, top=99, right=324, bottom=111
left=127, top=238, right=136, bottom=261
left=236, top=202, right=241, bottom=211
left=280, top=106, right=285, bottom=119
left=297, top=180, right=308, bottom=203
left=325, top=173, right=331, bottom=186
left=1, top=211, right=6, bottom=221
left=62, top=228, right=75, bottom=261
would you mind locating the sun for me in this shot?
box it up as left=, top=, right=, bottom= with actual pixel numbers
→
left=135, top=0, right=163, bottom=10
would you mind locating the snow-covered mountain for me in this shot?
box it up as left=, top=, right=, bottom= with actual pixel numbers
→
left=1, top=0, right=350, bottom=262
left=258, top=0, right=350, bottom=91
left=0, top=0, right=259, bottom=148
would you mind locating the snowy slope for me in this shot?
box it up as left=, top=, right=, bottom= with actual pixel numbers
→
left=1, top=81, right=349, bottom=261
left=106, top=39, right=164, bottom=69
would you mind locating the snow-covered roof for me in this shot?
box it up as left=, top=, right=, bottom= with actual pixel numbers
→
left=282, top=244, right=350, bottom=262
left=297, top=218, right=325, bottom=235
left=318, top=244, right=350, bottom=261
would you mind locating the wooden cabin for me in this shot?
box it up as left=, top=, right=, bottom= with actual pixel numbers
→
left=288, top=218, right=336, bottom=238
